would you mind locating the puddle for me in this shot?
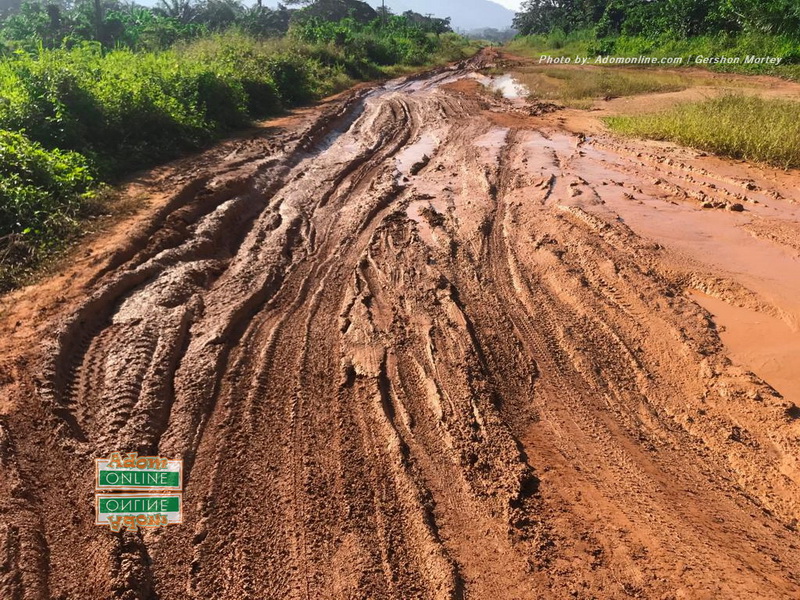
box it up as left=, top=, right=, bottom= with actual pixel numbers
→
left=489, top=74, right=531, bottom=100
left=382, top=70, right=463, bottom=94
left=315, top=103, right=367, bottom=153
left=602, top=194, right=800, bottom=327
left=474, top=127, right=509, bottom=161
left=691, top=291, right=800, bottom=406
left=471, top=72, right=530, bottom=103
left=530, top=132, right=800, bottom=410
left=396, top=132, right=439, bottom=176
left=565, top=144, right=800, bottom=331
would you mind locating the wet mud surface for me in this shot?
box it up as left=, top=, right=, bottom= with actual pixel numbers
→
left=1, top=49, right=799, bottom=599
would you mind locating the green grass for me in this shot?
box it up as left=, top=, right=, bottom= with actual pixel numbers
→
left=507, top=29, right=596, bottom=59
left=513, top=67, right=693, bottom=108
left=605, top=94, right=800, bottom=169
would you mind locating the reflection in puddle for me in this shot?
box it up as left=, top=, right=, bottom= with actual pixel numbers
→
left=396, top=132, right=440, bottom=176
left=470, top=73, right=530, bottom=102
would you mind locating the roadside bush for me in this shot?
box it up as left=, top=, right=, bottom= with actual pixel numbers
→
left=0, top=130, right=94, bottom=239
left=0, top=44, right=249, bottom=173
left=0, top=36, right=332, bottom=175
left=0, top=129, right=95, bottom=289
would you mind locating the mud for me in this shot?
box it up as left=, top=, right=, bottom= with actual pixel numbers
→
left=1, top=48, right=799, bottom=599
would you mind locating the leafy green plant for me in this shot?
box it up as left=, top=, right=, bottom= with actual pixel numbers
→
left=0, top=129, right=94, bottom=237
left=0, top=129, right=95, bottom=289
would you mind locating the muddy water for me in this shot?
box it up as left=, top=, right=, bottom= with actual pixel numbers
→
left=613, top=198, right=800, bottom=404
left=691, top=291, right=800, bottom=406
left=553, top=138, right=800, bottom=410
left=396, top=131, right=440, bottom=175
left=599, top=188, right=800, bottom=319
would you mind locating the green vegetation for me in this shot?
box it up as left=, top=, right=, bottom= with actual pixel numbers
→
left=508, top=31, right=800, bottom=80
left=513, top=66, right=692, bottom=107
left=510, top=1, right=800, bottom=169
left=514, top=0, right=800, bottom=41
left=606, top=95, right=800, bottom=169
left=0, top=130, right=96, bottom=286
left=0, top=0, right=473, bottom=290
left=510, top=1, right=800, bottom=79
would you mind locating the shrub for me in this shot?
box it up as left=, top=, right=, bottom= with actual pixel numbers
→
left=0, top=129, right=94, bottom=240
left=0, top=129, right=95, bottom=289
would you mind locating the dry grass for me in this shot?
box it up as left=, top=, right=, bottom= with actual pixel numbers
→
left=513, top=66, right=694, bottom=108
left=606, top=94, right=800, bottom=169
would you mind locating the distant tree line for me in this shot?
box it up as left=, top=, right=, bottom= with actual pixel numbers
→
left=513, top=0, right=800, bottom=39
left=465, top=27, right=516, bottom=43
left=0, top=0, right=452, bottom=50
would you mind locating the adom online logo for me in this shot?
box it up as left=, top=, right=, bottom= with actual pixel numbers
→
left=94, top=452, right=183, bottom=532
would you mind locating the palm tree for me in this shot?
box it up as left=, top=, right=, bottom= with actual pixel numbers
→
left=155, top=0, right=196, bottom=24
left=195, top=0, right=244, bottom=30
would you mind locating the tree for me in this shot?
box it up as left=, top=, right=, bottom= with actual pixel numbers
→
left=466, top=26, right=516, bottom=43
left=285, top=0, right=377, bottom=24
left=240, top=3, right=291, bottom=36
left=375, top=2, right=391, bottom=22
left=154, top=0, right=196, bottom=24
left=513, top=0, right=745, bottom=37
left=0, top=1, right=70, bottom=46
left=721, top=0, right=800, bottom=35
left=513, top=0, right=578, bottom=35
left=195, top=0, right=244, bottom=30
left=401, top=10, right=451, bottom=35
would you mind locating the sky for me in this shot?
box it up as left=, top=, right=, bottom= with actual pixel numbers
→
left=493, top=0, right=522, bottom=9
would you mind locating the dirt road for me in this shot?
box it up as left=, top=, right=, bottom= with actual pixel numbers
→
left=1, top=49, right=799, bottom=599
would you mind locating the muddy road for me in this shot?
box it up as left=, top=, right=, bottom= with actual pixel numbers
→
left=1, top=49, right=800, bottom=599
